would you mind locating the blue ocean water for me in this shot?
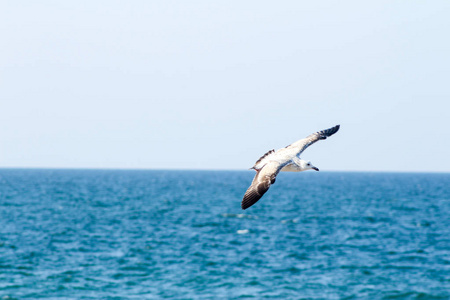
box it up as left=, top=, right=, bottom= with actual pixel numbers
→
left=0, top=169, right=449, bottom=299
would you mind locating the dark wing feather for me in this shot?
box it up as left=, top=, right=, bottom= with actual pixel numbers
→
left=241, top=165, right=278, bottom=210
left=241, top=175, right=270, bottom=209
left=251, top=149, right=275, bottom=170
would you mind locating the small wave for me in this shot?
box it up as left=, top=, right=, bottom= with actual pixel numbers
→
left=281, top=218, right=299, bottom=224
left=222, top=213, right=258, bottom=220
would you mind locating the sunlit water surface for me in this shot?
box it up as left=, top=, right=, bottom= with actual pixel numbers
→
left=1, top=170, right=449, bottom=299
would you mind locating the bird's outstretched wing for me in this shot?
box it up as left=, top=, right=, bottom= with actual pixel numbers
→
left=242, top=161, right=281, bottom=210
left=286, top=125, right=340, bottom=156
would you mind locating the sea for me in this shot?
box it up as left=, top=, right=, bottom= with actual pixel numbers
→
left=0, top=169, right=449, bottom=299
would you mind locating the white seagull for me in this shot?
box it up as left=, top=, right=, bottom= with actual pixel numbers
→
left=242, top=125, right=340, bottom=210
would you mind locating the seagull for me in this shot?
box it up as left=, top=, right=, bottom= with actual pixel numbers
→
left=241, top=125, right=340, bottom=210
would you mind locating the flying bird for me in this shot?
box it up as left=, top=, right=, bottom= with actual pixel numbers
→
left=241, top=125, right=340, bottom=210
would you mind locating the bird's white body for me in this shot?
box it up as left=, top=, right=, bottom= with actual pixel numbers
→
left=280, top=157, right=309, bottom=172
left=253, top=148, right=313, bottom=172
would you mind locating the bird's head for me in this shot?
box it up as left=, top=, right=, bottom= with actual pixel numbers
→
left=301, top=160, right=319, bottom=171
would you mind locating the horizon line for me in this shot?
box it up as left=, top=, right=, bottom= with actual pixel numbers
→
left=0, top=166, right=448, bottom=174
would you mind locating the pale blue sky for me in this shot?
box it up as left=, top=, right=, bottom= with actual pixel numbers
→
left=1, top=1, right=449, bottom=172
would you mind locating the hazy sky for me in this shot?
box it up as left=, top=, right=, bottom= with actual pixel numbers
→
left=1, top=1, right=449, bottom=172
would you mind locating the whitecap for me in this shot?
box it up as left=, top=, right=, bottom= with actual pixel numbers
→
left=221, top=213, right=258, bottom=220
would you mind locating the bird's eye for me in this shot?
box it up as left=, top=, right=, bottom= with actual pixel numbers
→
left=307, top=163, right=311, bottom=166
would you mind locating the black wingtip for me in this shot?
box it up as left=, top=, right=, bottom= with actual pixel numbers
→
left=326, top=124, right=340, bottom=136
left=241, top=199, right=251, bottom=210
left=241, top=192, right=259, bottom=210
